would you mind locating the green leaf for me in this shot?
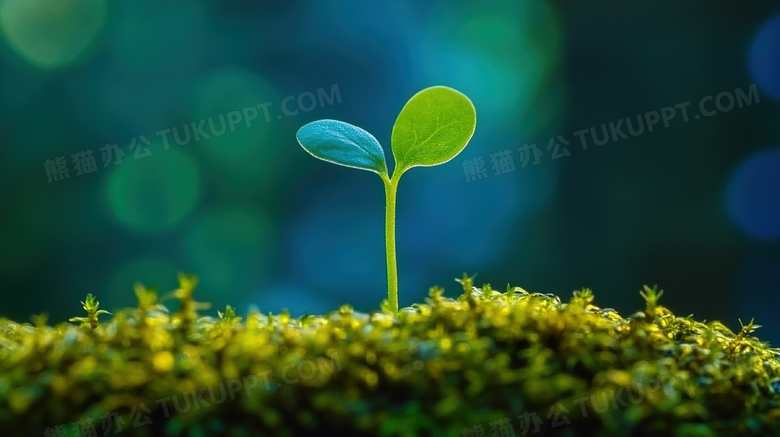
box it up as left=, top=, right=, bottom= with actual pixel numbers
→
left=391, top=86, right=476, bottom=174
left=296, top=119, right=388, bottom=176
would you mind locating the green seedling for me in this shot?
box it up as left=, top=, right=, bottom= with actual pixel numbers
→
left=296, top=86, right=476, bottom=313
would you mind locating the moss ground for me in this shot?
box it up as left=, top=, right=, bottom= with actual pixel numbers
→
left=1, top=275, right=779, bottom=437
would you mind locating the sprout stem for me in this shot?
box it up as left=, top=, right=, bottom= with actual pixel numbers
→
left=383, top=174, right=399, bottom=313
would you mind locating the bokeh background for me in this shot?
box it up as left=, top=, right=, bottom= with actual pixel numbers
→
left=1, top=1, right=779, bottom=342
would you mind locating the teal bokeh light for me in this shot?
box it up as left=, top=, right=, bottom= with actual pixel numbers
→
left=726, top=147, right=780, bottom=241
left=0, top=0, right=106, bottom=68
left=190, top=68, right=284, bottom=188
left=106, top=146, right=201, bottom=233
left=416, top=3, right=563, bottom=132
left=749, top=14, right=780, bottom=100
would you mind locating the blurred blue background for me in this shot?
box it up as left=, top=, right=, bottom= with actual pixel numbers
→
left=1, top=1, right=779, bottom=343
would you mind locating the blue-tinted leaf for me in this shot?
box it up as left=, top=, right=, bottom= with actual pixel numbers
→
left=296, top=120, right=388, bottom=176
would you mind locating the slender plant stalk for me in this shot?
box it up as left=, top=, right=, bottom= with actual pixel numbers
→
left=383, top=174, right=399, bottom=313
left=296, top=87, right=475, bottom=313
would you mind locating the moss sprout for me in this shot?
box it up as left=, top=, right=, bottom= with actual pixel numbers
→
left=68, top=293, right=112, bottom=330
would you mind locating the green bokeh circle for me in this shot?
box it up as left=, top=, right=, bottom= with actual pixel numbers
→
left=106, top=147, right=201, bottom=233
left=0, top=0, right=107, bottom=68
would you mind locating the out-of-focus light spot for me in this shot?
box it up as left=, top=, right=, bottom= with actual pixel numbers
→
left=749, top=14, right=780, bottom=100
left=106, top=146, right=201, bottom=233
left=190, top=68, right=282, bottom=187
left=107, top=257, right=180, bottom=310
left=416, top=4, right=562, bottom=130
left=248, top=283, right=333, bottom=317
left=733, top=256, right=780, bottom=345
left=0, top=0, right=106, bottom=69
left=423, top=48, right=525, bottom=119
left=726, top=147, right=780, bottom=240
left=185, top=205, right=273, bottom=302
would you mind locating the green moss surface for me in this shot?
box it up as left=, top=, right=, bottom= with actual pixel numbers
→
left=1, top=275, right=779, bottom=437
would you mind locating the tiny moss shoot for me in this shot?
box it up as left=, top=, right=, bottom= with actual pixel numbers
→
left=296, top=86, right=477, bottom=313
left=68, top=293, right=111, bottom=330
